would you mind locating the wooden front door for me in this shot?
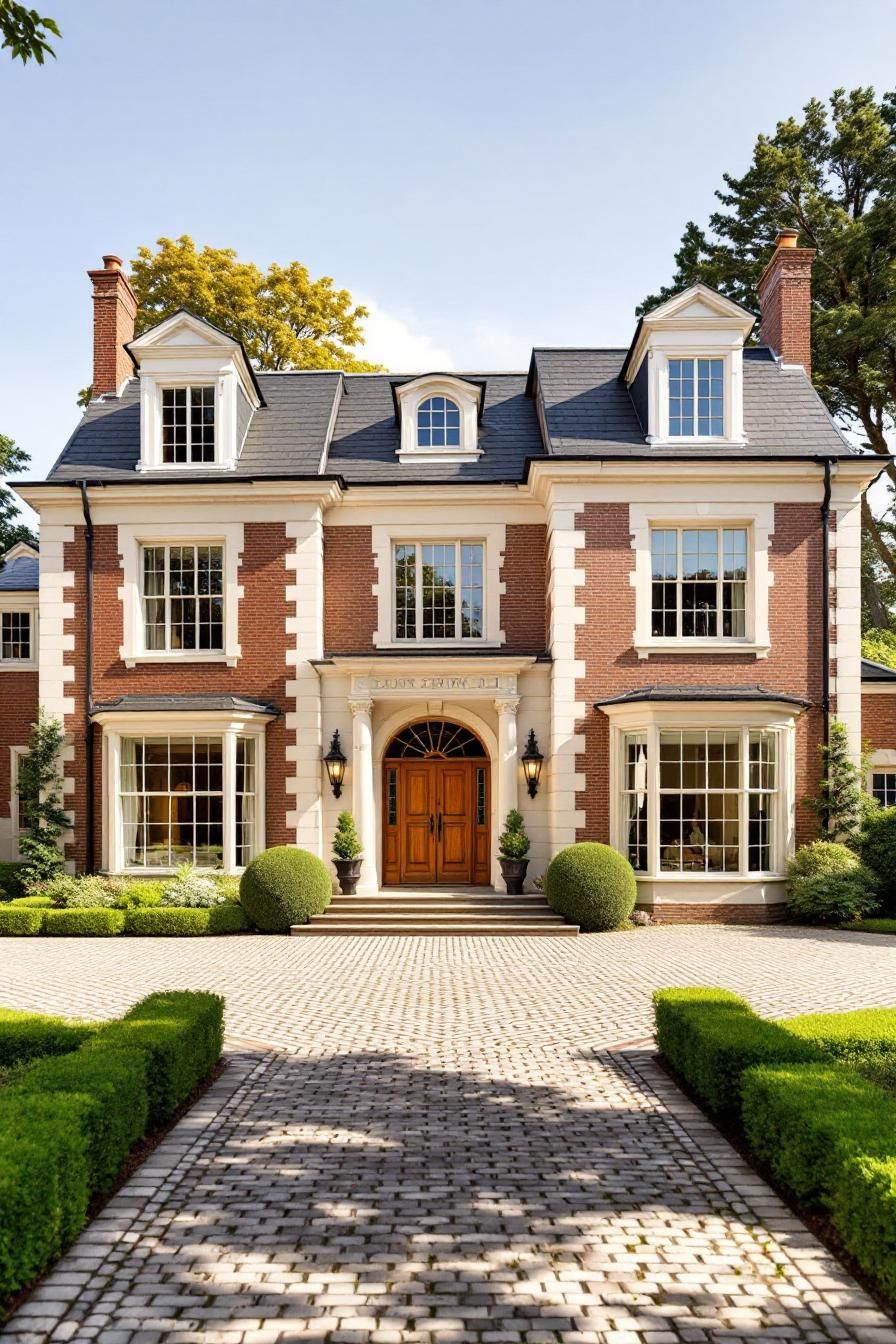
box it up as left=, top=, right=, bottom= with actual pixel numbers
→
left=383, top=757, right=490, bottom=886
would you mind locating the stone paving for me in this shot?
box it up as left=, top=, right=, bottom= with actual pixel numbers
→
left=1, top=926, right=896, bottom=1342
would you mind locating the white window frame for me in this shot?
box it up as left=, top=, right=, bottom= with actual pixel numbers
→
left=392, top=539, right=486, bottom=643
left=371, top=522, right=506, bottom=649
left=648, top=525, right=749, bottom=641
left=0, top=597, right=37, bottom=669
left=647, top=347, right=746, bottom=448
left=160, top=384, right=217, bottom=466
left=140, top=542, right=226, bottom=655
left=100, top=716, right=266, bottom=875
left=9, top=746, right=29, bottom=857
left=117, top=522, right=244, bottom=666
left=867, top=750, right=896, bottom=807
left=393, top=376, right=482, bottom=463
left=605, top=700, right=798, bottom=885
left=666, top=355, right=725, bottom=439
left=629, top=503, right=772, bottom=658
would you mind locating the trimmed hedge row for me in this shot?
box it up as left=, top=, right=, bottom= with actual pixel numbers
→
left=652, top=988, right=823, bottom=1122
left=0, top=1007, right=96, bottom=1069
left=0, top=990, right=224, bottom=1299
left=844, top=918, right=896, bottom=936
left=0, top=904, right=252, bottom=937
left=654, top=987, right=896, bottom=1304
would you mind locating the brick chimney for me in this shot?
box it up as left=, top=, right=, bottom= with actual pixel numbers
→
left=87, top=254, right=137, bottom=398
left=756, top=228, right=815, bottom=377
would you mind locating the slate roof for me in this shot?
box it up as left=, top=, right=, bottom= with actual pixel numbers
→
left=0, top=551, right=39, bottom=591
left=42, top=344, right=861, bottom=488
left=862, top=658, right=896, bottom=683
left=90, top=694, right=279, bottom=716
left=595, top=685, right=811, bottom=708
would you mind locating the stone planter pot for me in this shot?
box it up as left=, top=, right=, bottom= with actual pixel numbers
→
left=499, top=857, right=529, bottom=896
left=334, top=858, right=362, bottom=895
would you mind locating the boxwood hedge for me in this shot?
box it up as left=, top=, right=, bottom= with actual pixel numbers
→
left=779, top=1007, right=896, bottom=1089
left=833, top=1154, right=896, bottom=1299
left=0, top=906, right=44, bottom=936
left=0, top=1007, right=96, bottom=1069
left=42, top=908, right=125, bottom=937
left=123, top=904, right=251, bottom=936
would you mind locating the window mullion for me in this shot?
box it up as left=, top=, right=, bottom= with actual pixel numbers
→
left=739, top=725, right=748, bottom=876
left=455, top=540, right=461, bottom=640
left=415, top=543, right=423, bottom=640
left=676, top=529, right=683, bottom=637
left=223, top=730, right=237, bottom=873
left=164, top=547, right=171, bottom=652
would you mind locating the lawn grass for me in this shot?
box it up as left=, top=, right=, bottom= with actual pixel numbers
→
left=841, top=919, right=896, bottom=935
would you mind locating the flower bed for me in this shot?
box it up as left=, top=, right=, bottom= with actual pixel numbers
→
left=0, top=991, right=224, bottom=1302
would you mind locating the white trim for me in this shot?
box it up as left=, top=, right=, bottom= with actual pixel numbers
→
left=371, top=522, right=505, bottom=649
left=8, top=746, right=28, bottom=857
left=116, top=522, right=244, bottom=667
left=100, top=716, right=266, bottom=875
left=546, top=495, right=586, bottom=851
left=0, top=600, right=38, bottom=668
left=629, top=502, right=773, bottom=658
left=394, top=375, right=483, bottom=463
left=285, top=510, right=325, bottom=851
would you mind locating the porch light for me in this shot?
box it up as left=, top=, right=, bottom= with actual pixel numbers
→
left=521, top=729, right=544, bottom=798
left=323, top=730, right=347, bottom=798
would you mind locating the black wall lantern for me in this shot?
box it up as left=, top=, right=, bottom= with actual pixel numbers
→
left=521, top=728, right=544, bottom=798
left=323, top=730, right=347, bottom=798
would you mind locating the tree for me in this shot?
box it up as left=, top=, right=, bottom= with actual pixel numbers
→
left=804, top=720, right=874, bottom=848
left=17, top=710, right=72, bottom=886
left=639, top=87, right=896, bottom=625
left=130, top=236, right=382, bottom=373
left=1, top=2, right=59, bottom=64
left=0, top=431, right=36, bottom=555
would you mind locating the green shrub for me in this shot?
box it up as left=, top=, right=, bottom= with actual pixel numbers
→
left=215, top=874, right=242, bottom=903
left=844, top=918, right=896, bottom=935
left=544, top=842, right=636, bottom=931
left=833, top=1154, right=896, bottom=1299
left=32, top=874, right=117, bottom=908
left=0, top=906, right=43, bottom=936
left=0, top=861, right=26, bottom=901
left=742, top=1063, right=896, bottom=1206
left=124, top=907, right=210, bottom=936
left=115, top=879, right=165, bottom=908
left=0, top=1007, right=95, bottom=1068
left=8, top=894, right=54, bottom=907
left=11, top=1046, right=147, bottom=1194
left=207, top=903, right=251, bottom=934
left=90, top=991, right=224, bottom=1127
left=862, top=807, right=896, bottom=912
left=161, top=864, right=224, bottom=908
left=240, top=846, right=331, bottom=932
left=780, top=1007, right=896, bottom=1090
left=652, top=987, right=825, bottom=1123
left=332, top=811, right=363, bottom=861
left=0, top=1093, right=90, bottom=1297
left=786, top=870, right=879, bottom=924
left=498, top=808, right=530, bottom=860
left=787, top=840, right=863, bottom=883
left=41, top=908, right=125, bottom=937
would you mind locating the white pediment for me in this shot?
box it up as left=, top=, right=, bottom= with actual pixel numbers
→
left=127, top=309, right=240, bottom=356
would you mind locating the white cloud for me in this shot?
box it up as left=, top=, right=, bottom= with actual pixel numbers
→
left=357, top=297, right=455, bottom=373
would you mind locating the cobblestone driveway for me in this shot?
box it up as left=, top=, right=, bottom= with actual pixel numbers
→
left=2, top=927, right=895, bottom=1342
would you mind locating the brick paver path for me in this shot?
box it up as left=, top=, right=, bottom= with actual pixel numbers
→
left=2, top=927, right=895, bottom=1343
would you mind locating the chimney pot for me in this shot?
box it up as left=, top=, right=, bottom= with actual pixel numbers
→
left=87, top=252, right=138, bottom=398
left=774, top=228, right=800, bottom=249
left=756, top=231, right=816, bottom=377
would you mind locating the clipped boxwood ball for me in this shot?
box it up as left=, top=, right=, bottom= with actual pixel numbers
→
left=239, top=846, right=332, bottom=932
left=544, top=842, right=637, bottom=931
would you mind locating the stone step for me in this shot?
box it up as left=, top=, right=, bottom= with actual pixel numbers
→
left=319, top=907, right=565, bottom=922
left=291, top=921, right=579, bottom=937
left=326, top=900, right=548, bottom=914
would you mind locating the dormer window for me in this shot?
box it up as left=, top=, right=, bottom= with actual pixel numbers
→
left=418, top=396, right=461, bottom=449
left=162, top=386, right=216, bottom=464
left=668, top=358, right=724, bottom=437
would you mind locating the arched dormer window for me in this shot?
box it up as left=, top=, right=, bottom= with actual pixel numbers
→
left=417, top=395, right=461, bottom=448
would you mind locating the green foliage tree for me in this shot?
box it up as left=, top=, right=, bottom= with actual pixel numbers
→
left=0, top=431, right=36, bottom=554
left=862, top=627, right=896, bottom=669
left=0, top=2, right=59, bottom=64
left=18, top=710, right=72, bottom=886
left=639, top=87, right=896, bottom=626
left=804, top=720, right=874, bottom=848
left=130, top=236, right=382, bottom=373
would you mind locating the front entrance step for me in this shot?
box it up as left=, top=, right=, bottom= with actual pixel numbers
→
left=292, top=921, right=579, bottom=937
left=291, top=887, right=579, bottom=937
left=326, top=899, right=549, bottom=914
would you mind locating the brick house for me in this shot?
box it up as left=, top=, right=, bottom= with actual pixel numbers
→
left=2, top=234, right=889, bottom=922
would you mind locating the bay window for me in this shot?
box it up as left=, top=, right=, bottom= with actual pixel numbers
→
left=115, top=730, right=261, bottom=871
left=618, top=722, right=788, bottom=878
left=393, top=540, right=484, bottom=641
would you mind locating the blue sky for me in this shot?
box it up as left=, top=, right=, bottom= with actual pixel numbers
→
left=2, top=0, right=896, bottom=497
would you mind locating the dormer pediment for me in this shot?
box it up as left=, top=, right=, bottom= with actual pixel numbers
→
left=392, top=373, right=485, bottom=463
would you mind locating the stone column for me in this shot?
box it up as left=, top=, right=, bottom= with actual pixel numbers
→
left=495, top=697, right=520, bottom=884
left=349, top=698, right=378, bottom=893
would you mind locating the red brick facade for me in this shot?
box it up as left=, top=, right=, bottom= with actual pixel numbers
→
left=574, top=502, right=825, bottom=846
left=0, top=670, right=37, bottom=828
left=862, top=692, right=896, bottom=754
left=501, top=524, right=547, bottom=652
left=87, top=257, right=137, bottom=397
left=62, top=522, right=293, bottom=867
left=756, top=234, right=815, bottom=376
left=323, top=525, right=378, bottom=653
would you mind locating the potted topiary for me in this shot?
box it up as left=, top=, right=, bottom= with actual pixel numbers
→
left=332, top=811, right=363, bottom=894
left=498, top=809, right=530, bottom=894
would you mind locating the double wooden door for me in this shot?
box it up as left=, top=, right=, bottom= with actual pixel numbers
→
left=382, top=758, right=490, bottom=886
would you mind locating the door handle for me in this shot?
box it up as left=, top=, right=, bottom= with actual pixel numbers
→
left=429, top=814, right=434, bottom=835
left=437, top=813, right=443, bottom=841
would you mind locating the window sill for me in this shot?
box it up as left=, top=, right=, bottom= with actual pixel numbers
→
left=374, top=640, right=502, bottom=652
left=0, top=661, right=37, bottom=671
left=634, top=638, right=769, bottom=660
left=122, top=651, right=239, bottom=668
left=395, top=449, right=483, bottom=464
left=646, top=436, right=748, bottom=448
left=135, top=461, right=236, bottom=473
left=636, top=872, right=785, bottom=883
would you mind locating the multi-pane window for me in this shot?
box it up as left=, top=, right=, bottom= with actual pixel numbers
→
left=161, top=385, right=216, bottom=464
left=651, top=527, right=747, bottom=639
left=417, top=396, right=461, bottom=448
left=1, top=611, right=31, bottom=661
left=141, top=544, right=224, bottom=652
left=871, top=772, right=896, bottom=808
left=393, top=541, right=484, bottom=641
left=623, top=727, right=779, bottom=876
left=119, top=734, right=258, bottom=870
left=669, top=357, right=724, bottom=436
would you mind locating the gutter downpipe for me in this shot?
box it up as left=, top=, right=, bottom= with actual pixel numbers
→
left=78, top=481, right=96, bottom=874
left=818, top=458, right=833, bottom=829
